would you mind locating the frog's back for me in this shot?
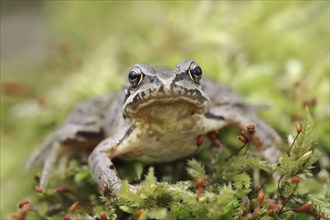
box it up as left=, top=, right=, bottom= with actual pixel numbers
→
left=202, top=78, right=244, bottom=106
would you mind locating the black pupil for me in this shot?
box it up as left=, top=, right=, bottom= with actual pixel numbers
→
left=191, top=66, right=202, bottom=76
left=129, top=70, right=140, bottom=81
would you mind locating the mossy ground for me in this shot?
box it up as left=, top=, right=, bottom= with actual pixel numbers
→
left=1, top=1, right=329, bottom=219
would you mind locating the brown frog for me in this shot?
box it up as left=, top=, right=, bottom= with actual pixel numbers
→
left=27, top=59, right=281, bottom=195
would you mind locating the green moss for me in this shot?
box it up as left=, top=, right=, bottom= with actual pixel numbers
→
left=2, top=1, right=329, bottom=219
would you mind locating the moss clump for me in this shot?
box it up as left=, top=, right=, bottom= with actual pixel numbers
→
left=12, top=109, right=329, bottom=220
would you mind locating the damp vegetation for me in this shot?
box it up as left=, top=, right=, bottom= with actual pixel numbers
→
left=2, top=1, right=329, bottom=220
left=11, top=109, right=330, bottom=220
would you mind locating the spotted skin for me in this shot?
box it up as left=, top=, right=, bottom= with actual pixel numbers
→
left=27, top=59, right=281, bottom=195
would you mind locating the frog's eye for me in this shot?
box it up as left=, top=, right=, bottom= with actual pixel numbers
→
left=188, top=63, right=202, bottom=83
left=128, top=68, right=144, bottom=87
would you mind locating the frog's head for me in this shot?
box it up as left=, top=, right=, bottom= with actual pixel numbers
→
left=122, top=59, right=210, bottom=121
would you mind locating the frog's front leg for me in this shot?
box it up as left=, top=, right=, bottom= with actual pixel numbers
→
left=88, top=137, right=136, bottom=196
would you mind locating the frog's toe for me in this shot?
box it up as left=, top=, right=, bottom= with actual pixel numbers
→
left=100, top=179, right=139, bottom=196
left=25, top=134, right=58, bottom=170
left=36, top=141, right=62, bottom=191
left=100, top=178, right=122, bottom=195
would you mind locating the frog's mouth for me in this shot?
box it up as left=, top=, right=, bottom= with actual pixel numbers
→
left=123, top=96, right=208, bottom=119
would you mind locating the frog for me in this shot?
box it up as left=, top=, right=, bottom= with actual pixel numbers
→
left=26, top=59, right=281, bottom=196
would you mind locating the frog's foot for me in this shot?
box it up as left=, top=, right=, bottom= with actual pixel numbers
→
left=89, top=150, right=122, bottom=195
left=25, top=134, right=59, bottom=170
left=26, top=137, right=65, bottom=192
left=88, top=138, right=137, bottom=196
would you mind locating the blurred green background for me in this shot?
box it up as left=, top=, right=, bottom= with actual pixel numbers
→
left=1, top=1, right=329, bottom=218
